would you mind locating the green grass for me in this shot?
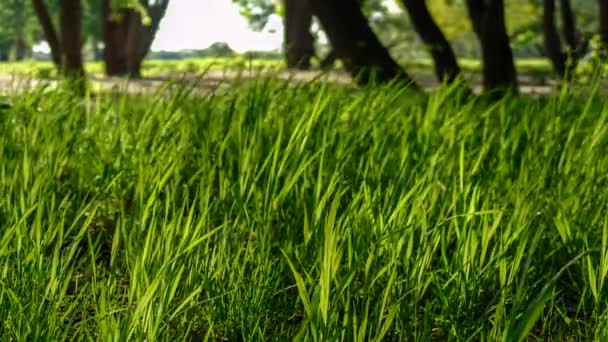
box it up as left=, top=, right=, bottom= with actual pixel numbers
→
left=406, top=57, right=554, bottom=75
left=1, top=78, right=608, bottom=340
left=0, top=57, right=285, bottom=79
left=0, top=56, right=554, bottom=80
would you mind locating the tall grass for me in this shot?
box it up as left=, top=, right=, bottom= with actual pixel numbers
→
left=0, top=78, right=607, bottom=341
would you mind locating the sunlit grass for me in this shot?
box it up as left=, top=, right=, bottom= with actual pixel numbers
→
left=0, top=56, right=555, bottom=80
left=0, top=57, right=285, bottom=79
left=0, top=78, right=607, bottom=340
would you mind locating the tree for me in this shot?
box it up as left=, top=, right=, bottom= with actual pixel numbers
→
left=233, top=0, right=392, bottom=72
left=543, top=0, right=581, bottom=77
left=12, top=0, right=29, bottom=60
left=102, top=0, right=170, bottom=77
left=560, top=0, right=577, bottom=49
left=600, top=0, right=608, bottom=47
left=232, top=0, right=276, bottom=31
left=283, top=0, right=315, bottom=69
left=544, top=0, right=566, bottom=75
left=32, top=0, right=84, bottom=76
left=399, top=0, right=462, bottom=84
left=59, top=0, right=84, bottom=77
left=465, top=0, right=518, bottom=93
left=307, top=0, right=418, bottom=86
left=0, top=1, right=39, bottom=61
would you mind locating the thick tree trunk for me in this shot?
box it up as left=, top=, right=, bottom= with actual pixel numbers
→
left=126, top=2, right=168, bottom=77
left=544, top=0, right=567, bottom=76
left=559, top=0, right=577, bottom=50
left=599, top=0, right=608, bottom=47
left=59, top=0, right=84, bottom=77
left=32, top=0, right=62, bottom=67
left=400, top=0, right=462, bottom=84
left=284, top=0, right=315, bottom=69
left=102, top=0, right=169, bottom=78
left=102, top=0, right=130, bottom=75
left=307, top=0, right=417, bottom=86
left=466, top=0, right=517, bottom=93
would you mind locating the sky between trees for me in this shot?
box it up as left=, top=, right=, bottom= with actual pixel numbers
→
left=152, top=0, right=401, bottom=52
left=153, top=0, right=283, bottom=52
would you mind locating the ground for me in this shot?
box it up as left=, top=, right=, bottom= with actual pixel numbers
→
left=0, top=56, right=564, bottom=96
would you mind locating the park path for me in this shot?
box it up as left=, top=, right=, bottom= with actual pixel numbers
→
left=0, top=69, right=557, bottom=97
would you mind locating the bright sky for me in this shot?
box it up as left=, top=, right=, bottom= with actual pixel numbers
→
left=152, top=0, right=284, bottom=53
left=153, top=0, right=402, bottom=53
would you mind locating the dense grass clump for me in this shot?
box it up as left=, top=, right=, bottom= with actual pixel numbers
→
left=0, top=79, right=607, bottom=341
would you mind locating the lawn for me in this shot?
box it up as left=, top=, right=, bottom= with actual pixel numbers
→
left=1, top=78, right=607, bottom=340
left=0, top=56, right=554, bottom=79
left=0, top=57, right=286, bottom=79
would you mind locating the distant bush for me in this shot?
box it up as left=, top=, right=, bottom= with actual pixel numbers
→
left=195, top=42, right=236, bottom=58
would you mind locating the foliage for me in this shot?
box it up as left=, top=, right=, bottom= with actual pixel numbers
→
left=232, top=0, right=278, bottom=31
left=0, top=77, right=607, bottom=339
left=196, top=42, right=236, bottom=58
left=0, top=0, right=39, bottom=60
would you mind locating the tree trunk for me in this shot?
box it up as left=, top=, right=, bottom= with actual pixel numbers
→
left=307, top=0, right=417, bottom=86
left=599, top=0, right=608, bottom=47
left=284, top=0, right=315, bottom=70
left=14, top=36, right=27, bottom=61
left=399, top=0, right=462, bottom=84
left=102, top=0, right=169, bottom=78
left=32, top=0, right=61, bottom=67
left=559, top=0, right=577, bottom=50
left=102, top=0, right=131, bottom=76
left=126, top=2, right=169, bottom=77
left=466, top=0, right=517, bottom=93
left=544, top=0, right=579, bottom=78
left=544, top=0, right=567, bottom=76
left=14, top=10, right=27, bottom=61
left=59, top=0, right=84, bottom=77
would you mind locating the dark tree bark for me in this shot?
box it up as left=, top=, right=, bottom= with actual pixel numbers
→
left=102, top=0, right=129, bottom=75
left=559, top=0, right=577, bottom=50
left=59, top=0, right=85, bottom=77
left=102, top=0, right=169, bottom=78
left=543, top=0, right=580, bottom=78
left=465, top=0, right=518, bottom=93
left=32, top=0, right=61, bottom=67
left=400, top=0, right=462, bottom=84
left=307, top=0, right=418, bottom=86
left=126, top=2, right=169, bottom=78
left=599, top=0, right=608, bottom=47
left=284, top=0, right=315, bottom=69
left=544, top=0, right=567, bottom=76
